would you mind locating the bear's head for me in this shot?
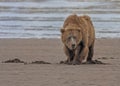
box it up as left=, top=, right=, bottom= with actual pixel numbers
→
left=61, top=26, right=82, bottom=50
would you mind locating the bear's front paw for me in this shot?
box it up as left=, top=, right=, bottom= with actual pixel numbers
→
left=72, top=60, right=81, bottom=65
left=60, top=59, right=71, bottom=64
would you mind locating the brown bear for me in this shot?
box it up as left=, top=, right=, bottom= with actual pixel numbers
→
left=60, top=14, right=95, bottom=65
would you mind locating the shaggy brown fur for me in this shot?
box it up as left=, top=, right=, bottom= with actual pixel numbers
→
left=60, top=14, right=95, bottom=65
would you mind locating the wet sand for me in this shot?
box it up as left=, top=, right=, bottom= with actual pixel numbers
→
left=0, top=38, right=120, bottom=86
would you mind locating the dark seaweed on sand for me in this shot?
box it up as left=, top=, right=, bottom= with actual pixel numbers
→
left=82, top=60, right=105, bottom=64
left=60, top=60, right=106, bottom=65
left=31, top=61, right=51, bottom=64
left=2, top=58, right=25, bottom=63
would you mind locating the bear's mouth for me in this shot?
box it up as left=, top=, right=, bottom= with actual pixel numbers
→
left=72, top=44, right=76, bottom=50
left=70, top=44, right=77, bottom=50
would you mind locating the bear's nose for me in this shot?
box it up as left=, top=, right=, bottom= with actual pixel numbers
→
left=72, top=44, right=75, bottom=48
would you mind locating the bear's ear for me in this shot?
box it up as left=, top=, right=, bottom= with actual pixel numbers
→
left=60, top=28, right=65, bottom=33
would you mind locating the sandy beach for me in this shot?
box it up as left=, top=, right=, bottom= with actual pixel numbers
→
left=0, top=38, right=120, bottom=86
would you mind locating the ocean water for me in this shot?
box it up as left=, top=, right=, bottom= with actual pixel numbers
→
left=0, top=0, right=120, bottom=38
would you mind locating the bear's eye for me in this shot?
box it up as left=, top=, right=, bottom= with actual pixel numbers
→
left=67, top=36, right=76, bottom=42
left=73, top=36, right=76, bottom=39
left=65, top=37, right=70, bottom=42
left=68, top=37, right=71, bottom=41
